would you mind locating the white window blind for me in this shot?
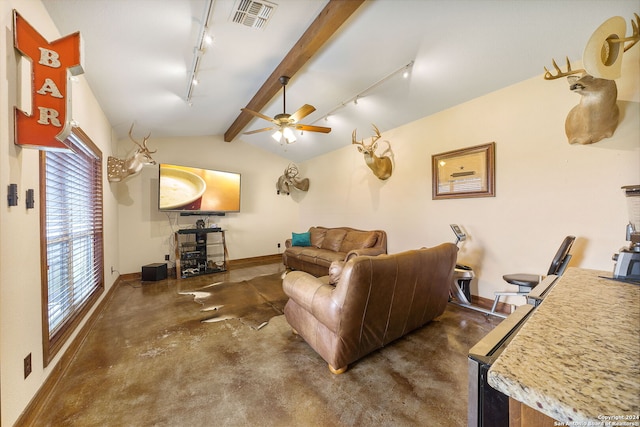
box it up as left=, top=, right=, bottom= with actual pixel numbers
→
left=41, top=129, right=103, bottom=362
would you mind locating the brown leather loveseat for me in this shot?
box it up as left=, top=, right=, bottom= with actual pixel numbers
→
left=282, top=243, right=458, bottom=374
left=283, top=226, right=387, bottom=277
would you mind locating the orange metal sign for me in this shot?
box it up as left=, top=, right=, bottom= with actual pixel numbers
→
left=13, top=10, right=84, bottom=150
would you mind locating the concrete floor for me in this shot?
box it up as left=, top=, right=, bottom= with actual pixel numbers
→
left=31, top=262, right=503, bottom=426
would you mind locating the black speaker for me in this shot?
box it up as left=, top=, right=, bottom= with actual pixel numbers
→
left=141, top=263, right=167, bottom=281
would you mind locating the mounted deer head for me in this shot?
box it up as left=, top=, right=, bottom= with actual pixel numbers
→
left=107, top=124, right=157, bottom=182
left=543, top=14, right=639, bottom=145
left=276, top=163, right=309, bottom=195
left=544, top=59, right=619, bottom=145
left=352, top=124, right=393, bottom=180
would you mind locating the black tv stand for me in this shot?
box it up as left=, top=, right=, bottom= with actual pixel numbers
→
left=174, top=228, right=228, bottom=278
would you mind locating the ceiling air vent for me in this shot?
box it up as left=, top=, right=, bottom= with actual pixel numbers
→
left=231, top=0, right=276, bottom=29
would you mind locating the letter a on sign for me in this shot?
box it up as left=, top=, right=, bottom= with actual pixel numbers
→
left=13, top=10, right=84, bottom=150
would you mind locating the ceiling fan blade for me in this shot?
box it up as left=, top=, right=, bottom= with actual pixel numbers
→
left=243, top=127, right=275, bottom=135
left=241, top=108, right=276, bottom=124
left=295, top=124, right=332, bottom=134
left=289, top=104, right=316, bottom=123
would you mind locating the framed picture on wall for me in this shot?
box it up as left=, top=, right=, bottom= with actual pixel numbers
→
left=432, top=142, right=495, bottom=200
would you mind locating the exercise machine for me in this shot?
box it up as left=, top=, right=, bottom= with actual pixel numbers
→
left=449, top=224, right=506, bottom=318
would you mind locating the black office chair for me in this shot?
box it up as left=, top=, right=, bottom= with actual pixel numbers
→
left=491, top=236, right=575, bottom=313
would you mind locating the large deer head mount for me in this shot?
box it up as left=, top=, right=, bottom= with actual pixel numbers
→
left=352, top=124, right=393, bottom=180
left=544, top=14, right=639, bottom=145
left=107, top=124, right=157, bottom=182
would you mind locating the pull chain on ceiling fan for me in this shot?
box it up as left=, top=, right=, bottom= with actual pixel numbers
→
left=242, top=76, right=331, bottom=144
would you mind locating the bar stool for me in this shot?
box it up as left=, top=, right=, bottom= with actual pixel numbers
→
left=491, top=236, right=575, bottom=313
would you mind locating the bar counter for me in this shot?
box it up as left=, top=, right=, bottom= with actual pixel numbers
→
left=488, top=267, right=639, bottom=424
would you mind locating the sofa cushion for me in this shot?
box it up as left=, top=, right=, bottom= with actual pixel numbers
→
left=314, top=250, right=345, bottom=267
left=291, top=231, right=311, bottom=247
left=285, top=246, right=305, bottom=259
left=309, top=227, right=328, bottom=248
left=340, top=231, right=378, bottom=253
left=291, top=248, right=344, bottom=267
left=320, top=229, right=347, bottom=252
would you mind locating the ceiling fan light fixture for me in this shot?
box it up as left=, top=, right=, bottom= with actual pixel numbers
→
left=283, top=127, right=296, bottom=143
left=241, top=74, right=330, bottom=141
left=272, top=127, right=296, bottom=144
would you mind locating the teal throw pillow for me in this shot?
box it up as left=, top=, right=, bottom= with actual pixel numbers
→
left=292, top=231, right=311, bottom=247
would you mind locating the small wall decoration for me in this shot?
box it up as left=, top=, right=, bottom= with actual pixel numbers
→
left=432, top=142, right=495, bottom=200
left=276, top=164, right=309, bottom=195
left=351, top=124, right=393, bottom=180
left=13, top=10, right=84, bottom=151
left=107, top=124, right=157, bottom=182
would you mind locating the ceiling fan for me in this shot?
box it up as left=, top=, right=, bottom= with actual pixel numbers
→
left=242, top=76, right=331, bottom=144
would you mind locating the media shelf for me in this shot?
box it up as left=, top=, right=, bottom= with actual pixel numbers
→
left=174, top=228, right=228, bottom=278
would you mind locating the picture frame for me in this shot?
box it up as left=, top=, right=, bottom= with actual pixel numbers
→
left=432, top=142, right=495, bottom=200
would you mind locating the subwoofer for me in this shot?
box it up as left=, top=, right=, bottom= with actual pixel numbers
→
left=141, top=263, right=167, bottom=281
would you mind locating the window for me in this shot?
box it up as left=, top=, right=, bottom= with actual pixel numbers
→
left=40, top=128, right=104, bottom=365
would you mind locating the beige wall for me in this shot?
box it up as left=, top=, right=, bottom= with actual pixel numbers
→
left=0, top=1, right=119, bottom=425
left=1, top=0, right=639, bottom=425
left=298, top=47, right=639, bottom=303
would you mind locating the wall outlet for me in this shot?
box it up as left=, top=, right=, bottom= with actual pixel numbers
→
left=165, top=254, right=170, bottom=261
left=277, top=243, right=281, bottom=248
left=24, top=353, right=32, bottom=379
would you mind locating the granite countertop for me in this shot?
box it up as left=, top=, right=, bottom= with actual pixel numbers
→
left=488, top=267, right=640, bottom=424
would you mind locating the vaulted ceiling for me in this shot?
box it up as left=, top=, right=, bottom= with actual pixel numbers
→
left=43, top=0, right=639, bottom=162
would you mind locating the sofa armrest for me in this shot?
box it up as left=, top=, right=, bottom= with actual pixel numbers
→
left=344, top=247, right=387, bottom=261
left=285, top=239, right=292, bottom=249
left=283, top=271, right=340, bottom=332
left=283, top=271, right=326, bottom=312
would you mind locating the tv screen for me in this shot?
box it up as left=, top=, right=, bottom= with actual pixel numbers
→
left=158, top=164, right=241, bottom=213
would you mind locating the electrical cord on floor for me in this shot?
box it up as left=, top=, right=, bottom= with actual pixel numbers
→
left=120, top=280, right=142, bottom=289
left=111, top=268, right=142, bottom=289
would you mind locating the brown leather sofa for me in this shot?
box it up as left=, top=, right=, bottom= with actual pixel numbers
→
left=282, top=226, right=387, bottom=277
left=283, top=243, right=458, bottom=374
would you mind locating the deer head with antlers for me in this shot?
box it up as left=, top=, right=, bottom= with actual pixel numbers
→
left=352, top=124, right=393, bottom=180
left=276, top=163, right=310, bottom=195
left=544, top=14, right=639, bottom=145
left=107, top=124, right=157, bottom=182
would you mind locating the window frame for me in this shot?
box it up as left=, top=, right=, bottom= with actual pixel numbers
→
left=39, top=127, right=104, bottom=366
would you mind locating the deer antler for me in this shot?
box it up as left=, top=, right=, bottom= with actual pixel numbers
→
left=141, top=135, right=157, bottom=153
left=599, top=13, right=640, bottom=52
left=370, top=124, right=381, bottom=143
left=352, top=125, right=382, bottom=148
left=352, top=129, right=364, bottom=148
left=617, top=13, right=640, bottom=52
left=128, top=123, right=156, bottom=153
left=543, top=57, right=585, bottom=80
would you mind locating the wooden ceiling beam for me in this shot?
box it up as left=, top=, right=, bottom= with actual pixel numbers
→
left=224, top=0, right=365, bottom=142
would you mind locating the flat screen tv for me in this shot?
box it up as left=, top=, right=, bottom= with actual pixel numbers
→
left=158, top=164, right=241, bottom=214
